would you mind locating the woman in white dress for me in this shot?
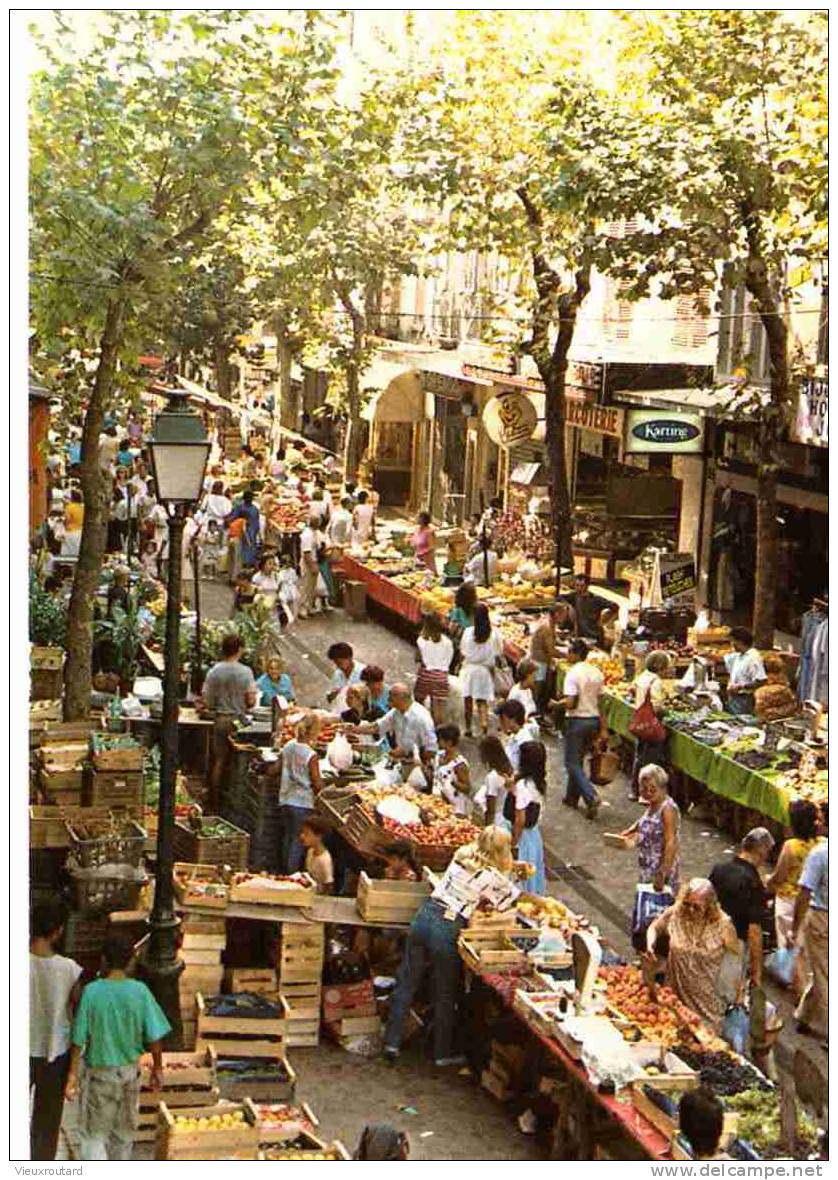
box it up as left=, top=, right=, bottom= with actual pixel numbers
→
left=352, top=490, right=376, bottom=549
left=459, top=603, right=501, bottom=737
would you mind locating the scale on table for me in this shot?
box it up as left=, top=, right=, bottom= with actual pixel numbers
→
left=571, top=930, right=602, bottom=1015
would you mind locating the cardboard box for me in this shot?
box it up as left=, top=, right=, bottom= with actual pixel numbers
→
left=321, top=980, right=375, bottom=1024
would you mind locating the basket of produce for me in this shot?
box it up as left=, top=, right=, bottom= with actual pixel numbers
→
left=174, top=862, right=230, bottom=909
left=259, top=1133, right=350, bottom=1160
left=155, top=1099, right=260, bottom=1161
left=69, top=863, right=147, bottom=915
left=173, top=814, right=250, bottom=869
left=229, top=872, right=316, bottom=908
left=66, top=816, right=147, bottom=868
left=89, top=731, right=144, bottom=771
left=30, top=804, right=111, bottom=850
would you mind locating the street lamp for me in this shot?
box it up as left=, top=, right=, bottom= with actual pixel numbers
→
left=142, top=387, right=210, bottom=1044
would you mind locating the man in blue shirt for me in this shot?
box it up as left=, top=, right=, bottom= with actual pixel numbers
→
left=793, top=838, right=828, bottom=1042
left=66, top=933, right=170, bottom=1160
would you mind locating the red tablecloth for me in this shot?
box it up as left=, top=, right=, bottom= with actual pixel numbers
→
left=335, top=555, right=424, bottom=624
left=481, top=973, right=672, bottom=1161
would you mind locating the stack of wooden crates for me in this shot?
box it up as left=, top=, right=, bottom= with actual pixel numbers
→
left=277, top=923, right=325, bottom=1048
left=179, top=914, right=225, bottom=1049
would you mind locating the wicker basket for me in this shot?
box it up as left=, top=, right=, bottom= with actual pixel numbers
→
left=66, top=817, right=147, bottom=868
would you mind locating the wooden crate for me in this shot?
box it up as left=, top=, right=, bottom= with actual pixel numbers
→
left=140, top=1047, right=218, bottom=1091
left=356, top=872, right=430, bottom=924
left=196, top=992, right=288, bottom=1056
left=31, top=646, right=64, bottom=670
left=85, top=768, right=144, bottom=811
left=458, top=928, right=529, bottom=975
left=89, top=737, right=145, bottom=771
left=327, top=1013, right=380, bottom=1039
left=30, top=805, right=111, bottom=849
left=229, top=873, right=316, bottom=908
left=632, top=1086, right=739, bottom=1145
left=155, top=1098, right=260, bottom=1161
left=175, top=862, right=230, bottom=910
left=38, top=740, right=87, bottom=767
left=481, top=1068, right=513, bottom=1102
left=282, top=995, right=321, bottom=1048
left=279, top=980, right=322, bottom=1003
left=259, top=1134, right=351, bottom=1160
left=173, top=818, right=250, bottom=870
left=217, top=1051, right=297, bottom=1102
left=628, top=1044, right=699, bottom=1093
left=226, top=968, right=278, bottom=995
left=254, top=1100, right=319, bottom=1144
left=29, top=699, right=63, bottom=723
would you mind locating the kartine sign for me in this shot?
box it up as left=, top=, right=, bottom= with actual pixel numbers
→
left=625, top=409, right=704, bottom=454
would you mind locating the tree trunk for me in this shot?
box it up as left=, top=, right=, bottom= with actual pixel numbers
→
left=338, top=292, right=367, bottom=482
left=277, top=326, right=297, bottom=431
left=213, top=339, right=231, bottom=401
left=543, top=363, right=574, bottom=577
left=64, top=299, right=126, bottom=720
left=745, top=245, right=789, bottom=648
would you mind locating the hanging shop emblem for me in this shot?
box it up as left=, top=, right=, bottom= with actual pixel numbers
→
left=625, top=409, right=704, bottom=453
left=482, top=390, right=538, bottom=448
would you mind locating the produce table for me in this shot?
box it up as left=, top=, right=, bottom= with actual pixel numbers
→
left=334, top=555, right=424, bottom=624
left=181, top=894, right=410, bottom=929
left=600, top=691, right=793, bottom=825
left=126, top=708, right=213, bottom=778
left=478, top=973, right=671, bottom=1160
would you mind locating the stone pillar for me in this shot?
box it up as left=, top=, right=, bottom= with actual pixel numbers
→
left=672, top=454, right=704, bottom=557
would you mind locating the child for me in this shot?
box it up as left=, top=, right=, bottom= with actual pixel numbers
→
left=508, top=740, right=547, bottom=895
left=30, top=897, right=83, bottom=1160
left=431, top=724, right=471, bottom=815
left=380, top=841, right=421, bottom=882
left=138, top=539, right=158, bottom=580
left=508, top=659, right=540, bottom=728
left=474, top=735, right=513, bottom=830
left=66, top=933, right=170, bottom=1160
left=256, top=655, right=295, bottom=707
left=278, top=555, right=301, bottom=624
left=299, top=817, right=335, bottom=895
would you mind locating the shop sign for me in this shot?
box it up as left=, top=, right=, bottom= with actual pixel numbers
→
left=421, top=370, right=488, bottom=400
left=482, top=390, right=538, bottom=448
left=625, top=409, right=704, bottom=453
left=566, top=398, right=623, bottom=438
left=792, top=376, right=828, bottom=448
left=660, top=554, right=697, bottom=603
left=463, top=363, right=545, bottom=393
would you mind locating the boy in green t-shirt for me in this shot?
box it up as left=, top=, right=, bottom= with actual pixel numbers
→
left=66, top=933, right=170, bottom=1160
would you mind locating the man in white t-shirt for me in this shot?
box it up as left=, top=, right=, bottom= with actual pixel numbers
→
left=298, top=522, right=320, bottom=618
left=359, top=684, right=438, bottom=770
left=327, top=497, right=354, bottom=557
left=559, top=639, right=605, bottom=818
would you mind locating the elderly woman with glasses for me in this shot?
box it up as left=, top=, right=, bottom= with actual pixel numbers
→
left=644, top=878, right=740, bottom=1030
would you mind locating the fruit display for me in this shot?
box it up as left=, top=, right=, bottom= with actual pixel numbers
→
left=725, top=1088, right=820, bottom=1159
left=231, top=871, right=313, bottom=892
left=173, top=1111, right=246, bottom=1131
left=586, top=651, right=626, bottom=685
left=599, top=966, right=703, bottom=1047
left=390, top=570, right=437, bottom=591
left=487, top=580, right=556, bottom=609
left=671, top=1046, right=771, bottom=1096
left=417, top=587, right=456, bottom=616
left=253, top=1103, right=317, bottom=1139
left=514, top=894, right=596, bottom=938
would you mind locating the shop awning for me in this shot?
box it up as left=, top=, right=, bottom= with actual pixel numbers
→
left=612, top=383, right=768, bottom=418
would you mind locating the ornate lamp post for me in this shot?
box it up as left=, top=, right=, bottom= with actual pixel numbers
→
left=142, top=388, right=210, bottom=1042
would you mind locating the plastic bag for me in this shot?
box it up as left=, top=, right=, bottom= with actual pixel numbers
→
left=405, top=764, right=428, bottom=790
left=326, top=732, right=353, bottom=771
left=764, top=946, right=800, bottom=988
left=631, top=883, right=673, bottom=936
left=722, top=1002, right=750, bottom=1054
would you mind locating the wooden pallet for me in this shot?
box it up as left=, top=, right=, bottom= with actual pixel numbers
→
left=155, top=1098, right=260, bottom=1160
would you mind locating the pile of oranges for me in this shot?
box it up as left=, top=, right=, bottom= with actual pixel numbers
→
left=600, top=965, right=700, bottom=1046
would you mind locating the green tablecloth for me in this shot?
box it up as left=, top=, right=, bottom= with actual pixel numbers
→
left=600, top=691, right=791, bottom=826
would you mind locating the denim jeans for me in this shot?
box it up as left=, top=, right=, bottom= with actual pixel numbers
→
left=279, top=804, right=315, bottom=873
left=385, top=898, right=466, bottom=1062
left=563, top=716, right=600, bottom=805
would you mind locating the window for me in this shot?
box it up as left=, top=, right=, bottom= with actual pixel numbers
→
left=605, top=278, right=633, bottom=342
left=672, top=291, right=712, bottom=349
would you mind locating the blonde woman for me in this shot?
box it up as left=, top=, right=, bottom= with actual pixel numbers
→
left=279, top=713, right=323, bottom=872
left=383, top=827, right=517, bottom=1067
left=645, top=878, right=739, bottom=1030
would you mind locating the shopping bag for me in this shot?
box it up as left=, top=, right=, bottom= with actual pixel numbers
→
left=631, top=883, right=673, bottom=936
left=722, top=1002, right=750, bottom=1054
left=628, top=686, right=666, bottom=745
left=589, top=748, right=620, bottom=786
left=764, top=946, right=800, bottom=988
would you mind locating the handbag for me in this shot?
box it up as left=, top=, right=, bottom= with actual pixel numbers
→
left=628, top=685, right=667, bottom=745
left=631, top=883, right=673, bottom=936
left=493, top=660, right=514, bottom=698
left=502, top=792, right=541, bottom=829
